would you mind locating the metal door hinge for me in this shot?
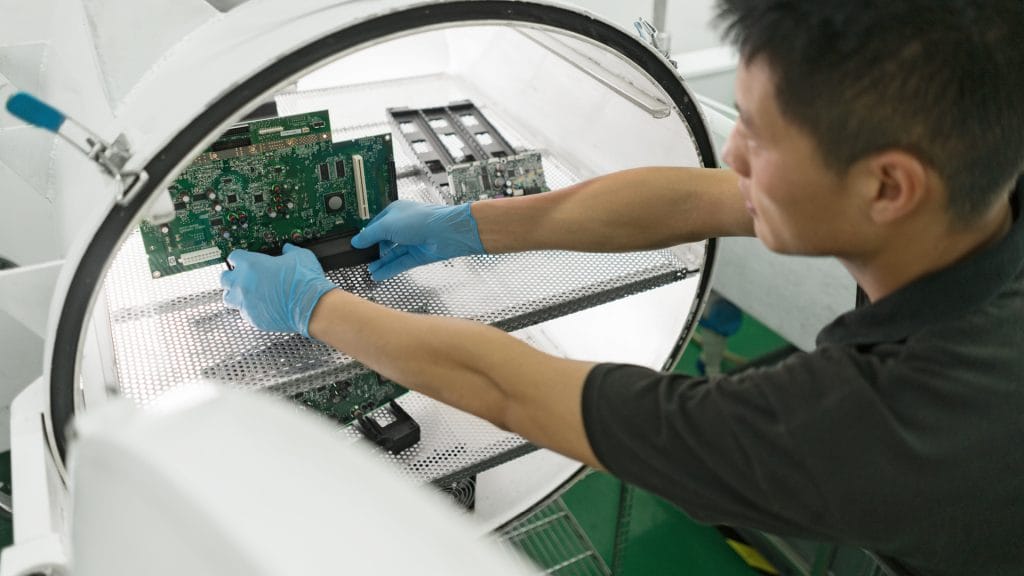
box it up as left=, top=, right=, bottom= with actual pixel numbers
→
left=635, top=17, right=677, bottom=68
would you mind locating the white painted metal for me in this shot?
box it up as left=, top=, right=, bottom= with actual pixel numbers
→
left=0, top=380, right=71, bottom=576
left=68, top=385, right=534, bottom=576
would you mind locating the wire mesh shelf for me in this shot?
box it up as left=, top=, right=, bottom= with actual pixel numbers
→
left=499, top=498, right=611, bottom=576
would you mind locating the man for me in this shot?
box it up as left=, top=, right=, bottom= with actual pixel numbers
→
left=220, top=1, right=1024, bottom=574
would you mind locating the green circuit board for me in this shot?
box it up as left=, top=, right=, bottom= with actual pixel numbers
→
left=139, top=110, right=395, bottom=278
left=292, top=371, right=408, bottom=426
left=445, top=151, right=549, bottom=205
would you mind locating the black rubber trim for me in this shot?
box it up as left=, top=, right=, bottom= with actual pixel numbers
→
left=50, top=0, right=719, bottom=463
left=661, top=238, right=719, bottom=372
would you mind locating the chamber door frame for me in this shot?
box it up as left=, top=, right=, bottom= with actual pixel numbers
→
left=49, top=0, right=720, bottom=465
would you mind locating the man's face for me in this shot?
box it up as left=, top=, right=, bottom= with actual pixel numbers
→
left=723, top=58, right=863, bottom=256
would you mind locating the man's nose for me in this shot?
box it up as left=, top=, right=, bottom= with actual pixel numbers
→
left=722, top=129, right=749, bottom=177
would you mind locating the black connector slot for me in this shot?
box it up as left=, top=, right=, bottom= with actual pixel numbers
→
left=210, top=134, right=252, bottom=152
left=387, top=160, right=399, bottom=202
left=358, top=401, right=421, bottom=454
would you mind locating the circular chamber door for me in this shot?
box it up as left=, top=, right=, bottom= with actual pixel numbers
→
left=51, top=0, right=718, bottom=509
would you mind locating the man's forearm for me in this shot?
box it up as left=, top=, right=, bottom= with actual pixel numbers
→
left=473, top=167, right=751, bottom=253
left=308, top=289, right=602, bottom=467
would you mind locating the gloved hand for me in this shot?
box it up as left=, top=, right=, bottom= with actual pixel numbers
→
left=220, top=243, right=336, bottom=338
left=350, top=199, right=486, bottom=281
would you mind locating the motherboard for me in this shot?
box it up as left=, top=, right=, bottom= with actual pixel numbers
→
left=446, top=151, right=548, bottom=204
left=139, top=110, right=396, bottom=278
left=291, top=371, right=408, bottom=426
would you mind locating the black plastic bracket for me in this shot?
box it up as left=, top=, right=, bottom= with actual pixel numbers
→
left=304, top=232, right=378, bottom=269
left=357, top=401, right=421, bottom=454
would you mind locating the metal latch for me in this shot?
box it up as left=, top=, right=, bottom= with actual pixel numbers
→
left=5, top=92, right=147, bottom=205
left=635, top=16, right=677, bottom=69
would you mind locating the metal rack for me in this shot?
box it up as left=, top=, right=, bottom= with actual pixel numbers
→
left=499, top=498, right=611, bottom=576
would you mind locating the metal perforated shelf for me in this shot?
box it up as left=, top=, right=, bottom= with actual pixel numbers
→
left=103, top=84, right=705, bottom=485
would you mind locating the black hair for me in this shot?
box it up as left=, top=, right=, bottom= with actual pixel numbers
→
left=716, top=0, right=1024, bottom=223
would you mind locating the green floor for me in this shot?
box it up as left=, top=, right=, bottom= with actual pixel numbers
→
left=559, top=310, right=792, bottom=576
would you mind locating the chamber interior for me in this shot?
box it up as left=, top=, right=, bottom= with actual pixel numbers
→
left=81, top=23, right=711, bottom=483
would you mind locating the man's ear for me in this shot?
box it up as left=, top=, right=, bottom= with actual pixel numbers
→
left=858, top=150, right=931, bottom=224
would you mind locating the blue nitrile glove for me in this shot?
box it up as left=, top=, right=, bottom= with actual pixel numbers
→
left=350, top=199, right=486, bottom=282
left=220, top=243, right=337, bottom=337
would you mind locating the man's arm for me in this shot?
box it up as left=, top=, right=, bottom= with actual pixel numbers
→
left=308, top=289, right=603, bottom=469
left=349, top=166, right=749, bottom=281
left=474, top=167, right=752, bottom=253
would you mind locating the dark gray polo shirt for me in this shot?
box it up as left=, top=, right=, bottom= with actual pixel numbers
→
left=582, top=181, right=1024, bottom=576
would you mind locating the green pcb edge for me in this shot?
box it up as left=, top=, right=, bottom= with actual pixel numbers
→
left=292, top=372, right=408, bottom=426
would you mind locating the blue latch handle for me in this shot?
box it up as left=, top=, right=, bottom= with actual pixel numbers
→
left=6, top=92, right=66, bottom=133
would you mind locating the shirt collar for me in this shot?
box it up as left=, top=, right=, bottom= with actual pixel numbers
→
left=818, top=177, right=1024, bottom=347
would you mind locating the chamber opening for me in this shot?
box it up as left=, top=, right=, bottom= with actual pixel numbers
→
left=55, top=3, right=717, bottom=478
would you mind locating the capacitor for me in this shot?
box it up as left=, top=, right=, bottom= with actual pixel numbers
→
left=268, top=209, right=278, bottom=218
left=222, top=231, right=231, bottom=240
left=207, top=189, right=216, bottom=200
left=213, top=203, right=223, bottom=212
left=286, top=201, right=294, bottom=210
left=160, top=225, right=170, bottom=234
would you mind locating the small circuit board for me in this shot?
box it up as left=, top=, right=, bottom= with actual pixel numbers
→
left=291, top=371, right=408, bottom=426
left=387, top=101, right=550, bottom=206
left=446, top=151, right=549, bottom=204
left=139, top=110, right=396, bottom=278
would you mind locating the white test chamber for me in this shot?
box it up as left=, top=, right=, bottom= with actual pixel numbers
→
left=0, top=1, right=722, bottom=573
